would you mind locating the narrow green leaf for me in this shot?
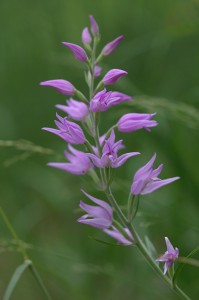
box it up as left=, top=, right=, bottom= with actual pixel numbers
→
left=177, top=257, right=199, bottom=268
left=3, top=260, right=31, bottom=300
left=144, top=236, right=157, bottom=258
left=173, top=245, right=199, bottom=285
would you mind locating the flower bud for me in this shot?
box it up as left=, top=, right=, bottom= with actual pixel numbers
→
left=40, top=79, right=75, bottom=96
left=94, top=65, right=102, bottom=78
left=102, top=69, right=127, bottom=85
left=82, top=27, right=92, bottom=44
left=118, top=113, right=158, bottom=133
left=89, top=15, right=99, bottom=36
left=62, top=42, right=88, bottom=62
left=102, top=35, right=124, bottom=56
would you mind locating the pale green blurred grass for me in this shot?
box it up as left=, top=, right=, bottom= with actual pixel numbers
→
left=0, top=0, right=199, bottom=299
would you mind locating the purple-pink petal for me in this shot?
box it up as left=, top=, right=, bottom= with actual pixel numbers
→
left=56, top=99, right=89, bottom=121
left=48, top=162, right=85, bottom=175
left=141, top=177, right=180, bottom=195
left=81, top=190, right=113, bottom=218
left=40, top=79, right=75, bottom=96
left=62, top=42, right=88, bottom=62
left=103, top=227, right=134, bottom=245
left=103, top=69, right=128, bottom=85
left=89, top=15, right=99, bottom=36
left=82, top=27, right=92, bottom=44
left=78, top=216, right=111, bottom=229
left=114, top=152, right=140, bottom=168
left=43, top=114, right=85, bottom=144
left=102, top=35, right=124, bottom=56
left=118, top=113, right=158, bottom=133
left=156, top=237, right=179, bottom=275
left=94, top=65, right=102, bottom=78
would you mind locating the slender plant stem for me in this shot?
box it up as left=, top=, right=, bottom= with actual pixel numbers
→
left=0, top=207, right=27, bottom=259
left=103, top=188, right=191, bottom=300
left=0, top=207, right=53, bottom=300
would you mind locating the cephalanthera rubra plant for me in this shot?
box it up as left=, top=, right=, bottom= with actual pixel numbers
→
left=40, top=15, right=193, bottom=300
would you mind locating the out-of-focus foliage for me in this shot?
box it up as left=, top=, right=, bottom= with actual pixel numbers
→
left=0, top=0, right=199, bottom=299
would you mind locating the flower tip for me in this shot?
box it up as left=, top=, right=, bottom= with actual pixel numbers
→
left=40, top=81, right=47, bottom=86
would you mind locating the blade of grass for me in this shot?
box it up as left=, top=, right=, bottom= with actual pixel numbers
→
left=3, top=260, right=31, bottom=300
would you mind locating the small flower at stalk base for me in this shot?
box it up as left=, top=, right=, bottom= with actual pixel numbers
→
left=118, top=113, right=158, bottom=133
left=87, top=130, right=140, bottom=168
left=78, top=190, right=113, bottom=229
left=102, top=69, right=127, bottom=85
left=156, top=237, right=179, bottom=275
left=131, top=153, right=180, bottom=195
left=40, top=79, right=75, bottom=96
left=42, top=113, right=85, bottom=144
left=48, top=145, right=93, bottom=175
left=62, top=42, right=88, bottom=62
left=103, top=226, right=134, bottom=246
left=56, top=98, right=89, bottom=121
left=102, top=35, right=124, bottom=56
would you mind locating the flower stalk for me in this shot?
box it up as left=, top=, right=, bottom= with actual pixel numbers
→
left=40, top=15, right=192, bottom=300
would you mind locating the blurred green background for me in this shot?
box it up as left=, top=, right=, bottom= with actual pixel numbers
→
left=0, top=0, right=199, bottom=299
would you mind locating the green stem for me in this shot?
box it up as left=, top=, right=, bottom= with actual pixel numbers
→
left=0, top=207, right=27, bottom=259
left=103, top=189, right=191, bottom=300
left=127, top=194, right=134, bottom=222
left=0, top=207, right=53, bottom=300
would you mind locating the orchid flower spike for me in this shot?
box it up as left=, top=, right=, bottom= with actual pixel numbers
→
left=40, top=79, right=75, bottom=96
left=131, top=153, right=180, bottom=195
left=42, top=113, right=85, bottom=144
left=78, top=190, right=113, bottom=229
left=156, top=237, right=179, bottom=275
left=48, top=145, right=93, bottom=175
